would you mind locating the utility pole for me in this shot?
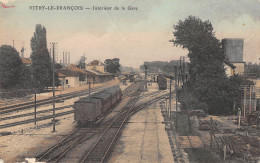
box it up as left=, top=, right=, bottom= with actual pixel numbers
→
left=169, top=78, right=172, bottom=120
left=51, top=42, right=56, bottom=132
left=210, top=117, right=213, bottom=148
left=183, top=57, right=186, bottom=91
left=144, top=65, right=148, bottom=90
left=175, top=66, right=178, bottom=131
left=34, top=90, right=37, bottom=125
left=84, top=53, right=86, bottom=69
left=13, top=40, right=14, bottom=48
left=89, top=80, right=91, bottom=97
left=243, top=86, right=247, bottom=118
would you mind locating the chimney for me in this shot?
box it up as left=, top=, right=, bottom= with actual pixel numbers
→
left=65, top=52, right=67, bottom=67
left=63, top=52, right=65, bottom=66
left=68, top=52, right=70, bottom=65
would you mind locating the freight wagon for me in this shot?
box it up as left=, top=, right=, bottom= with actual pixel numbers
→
left=74, top=85, right=122, bottom=125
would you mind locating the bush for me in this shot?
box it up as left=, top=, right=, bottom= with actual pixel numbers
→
left=198, top=103, right=208, bottom=113
left=178, top=91, right=199, bottom=110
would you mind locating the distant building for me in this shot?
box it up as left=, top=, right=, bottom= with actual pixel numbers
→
left=86, top=60, right=105, bottom=73
left=56, top=64, right=89, bottom=88
left=56, top=64, right=114, bottom=88
left=222, top=38, right=245, bottom=75
left=21, top=58, right=32, bottom=66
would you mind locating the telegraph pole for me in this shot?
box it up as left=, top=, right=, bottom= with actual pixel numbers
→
left=144, top=65, right=148, bottom=90
left=175, top=66, right=178, bottom=131
left=169, top=78, right=172, bottom=120
left=34, top=90, right=37, bottom=125
left=89, top=80, right=91, bottom=97
left=84, top=53, right=86, bottom=69
left=51, top=42, right=56, bottom=132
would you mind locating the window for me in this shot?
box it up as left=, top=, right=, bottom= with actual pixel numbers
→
left=66, top=79, right=68, bottom=84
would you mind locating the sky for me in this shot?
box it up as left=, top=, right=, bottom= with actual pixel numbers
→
left=0, top=0, right=260, bottom=68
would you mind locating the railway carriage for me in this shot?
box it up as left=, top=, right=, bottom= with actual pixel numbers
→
left=74, top=98, right=102, bottom=124
left=157, top=75, right=167, bottom=90
left=105, top=86, right=122, bottom=104
left=74, top=85, right=122, bottom=125
left=92, top=92, right=112, bottom=113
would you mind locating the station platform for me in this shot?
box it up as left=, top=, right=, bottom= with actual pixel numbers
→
left=108, top=84, right=175, bottom=163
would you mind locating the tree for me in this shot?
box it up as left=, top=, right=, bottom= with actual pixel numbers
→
left=76, top=56, right=86, bottom=69
left=245, top=62, right=260, bottom=78
left=30, top=24, right=52, bottom=91
left=18, top=64, right=33, bottom=89
left=54, top=63, right=63, bottom=69
left=0, top=45, right=22, bottom=89
left=105, top=58, right=120, bottom=73
left=139, top=60, right=182, bottom=74
left=171, top=16, right=241, bottom=114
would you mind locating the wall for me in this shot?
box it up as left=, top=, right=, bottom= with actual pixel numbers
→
left=86, top=65, right=105, bottom=73
left=64, top=76, right=80, bottom=88
left=233, top=62, right=245, bottom=75
left=253, top=79, right=260, bottom=99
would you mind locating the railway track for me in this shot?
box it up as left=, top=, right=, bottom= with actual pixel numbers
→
left=33, top=82, right=144, bottom=163
left=0, top=86, right=117, bottom=129
left=36, top=127, right=105, bottom=163
left=0, top=105, right=73, bottom=122
left=80, top=83, right=144, bottom=163
left=80, top=88, right=170, bottom=163
left=34, top=83, right=169, bottom=163
left=122, top=82, right=142, bottom=98
left=0, top=84, right=114, bottom=114
left=0, top=85, right=171, bottom=130
left=139, top=90, right=168, bottom=100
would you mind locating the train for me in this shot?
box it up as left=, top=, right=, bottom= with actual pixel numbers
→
left=157, top=75, right=167, bottom=90
left=74, top=85, right=122, bottom=125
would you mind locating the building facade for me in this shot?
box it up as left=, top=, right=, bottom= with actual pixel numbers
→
left=86, top=60, right=105, bottom=73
